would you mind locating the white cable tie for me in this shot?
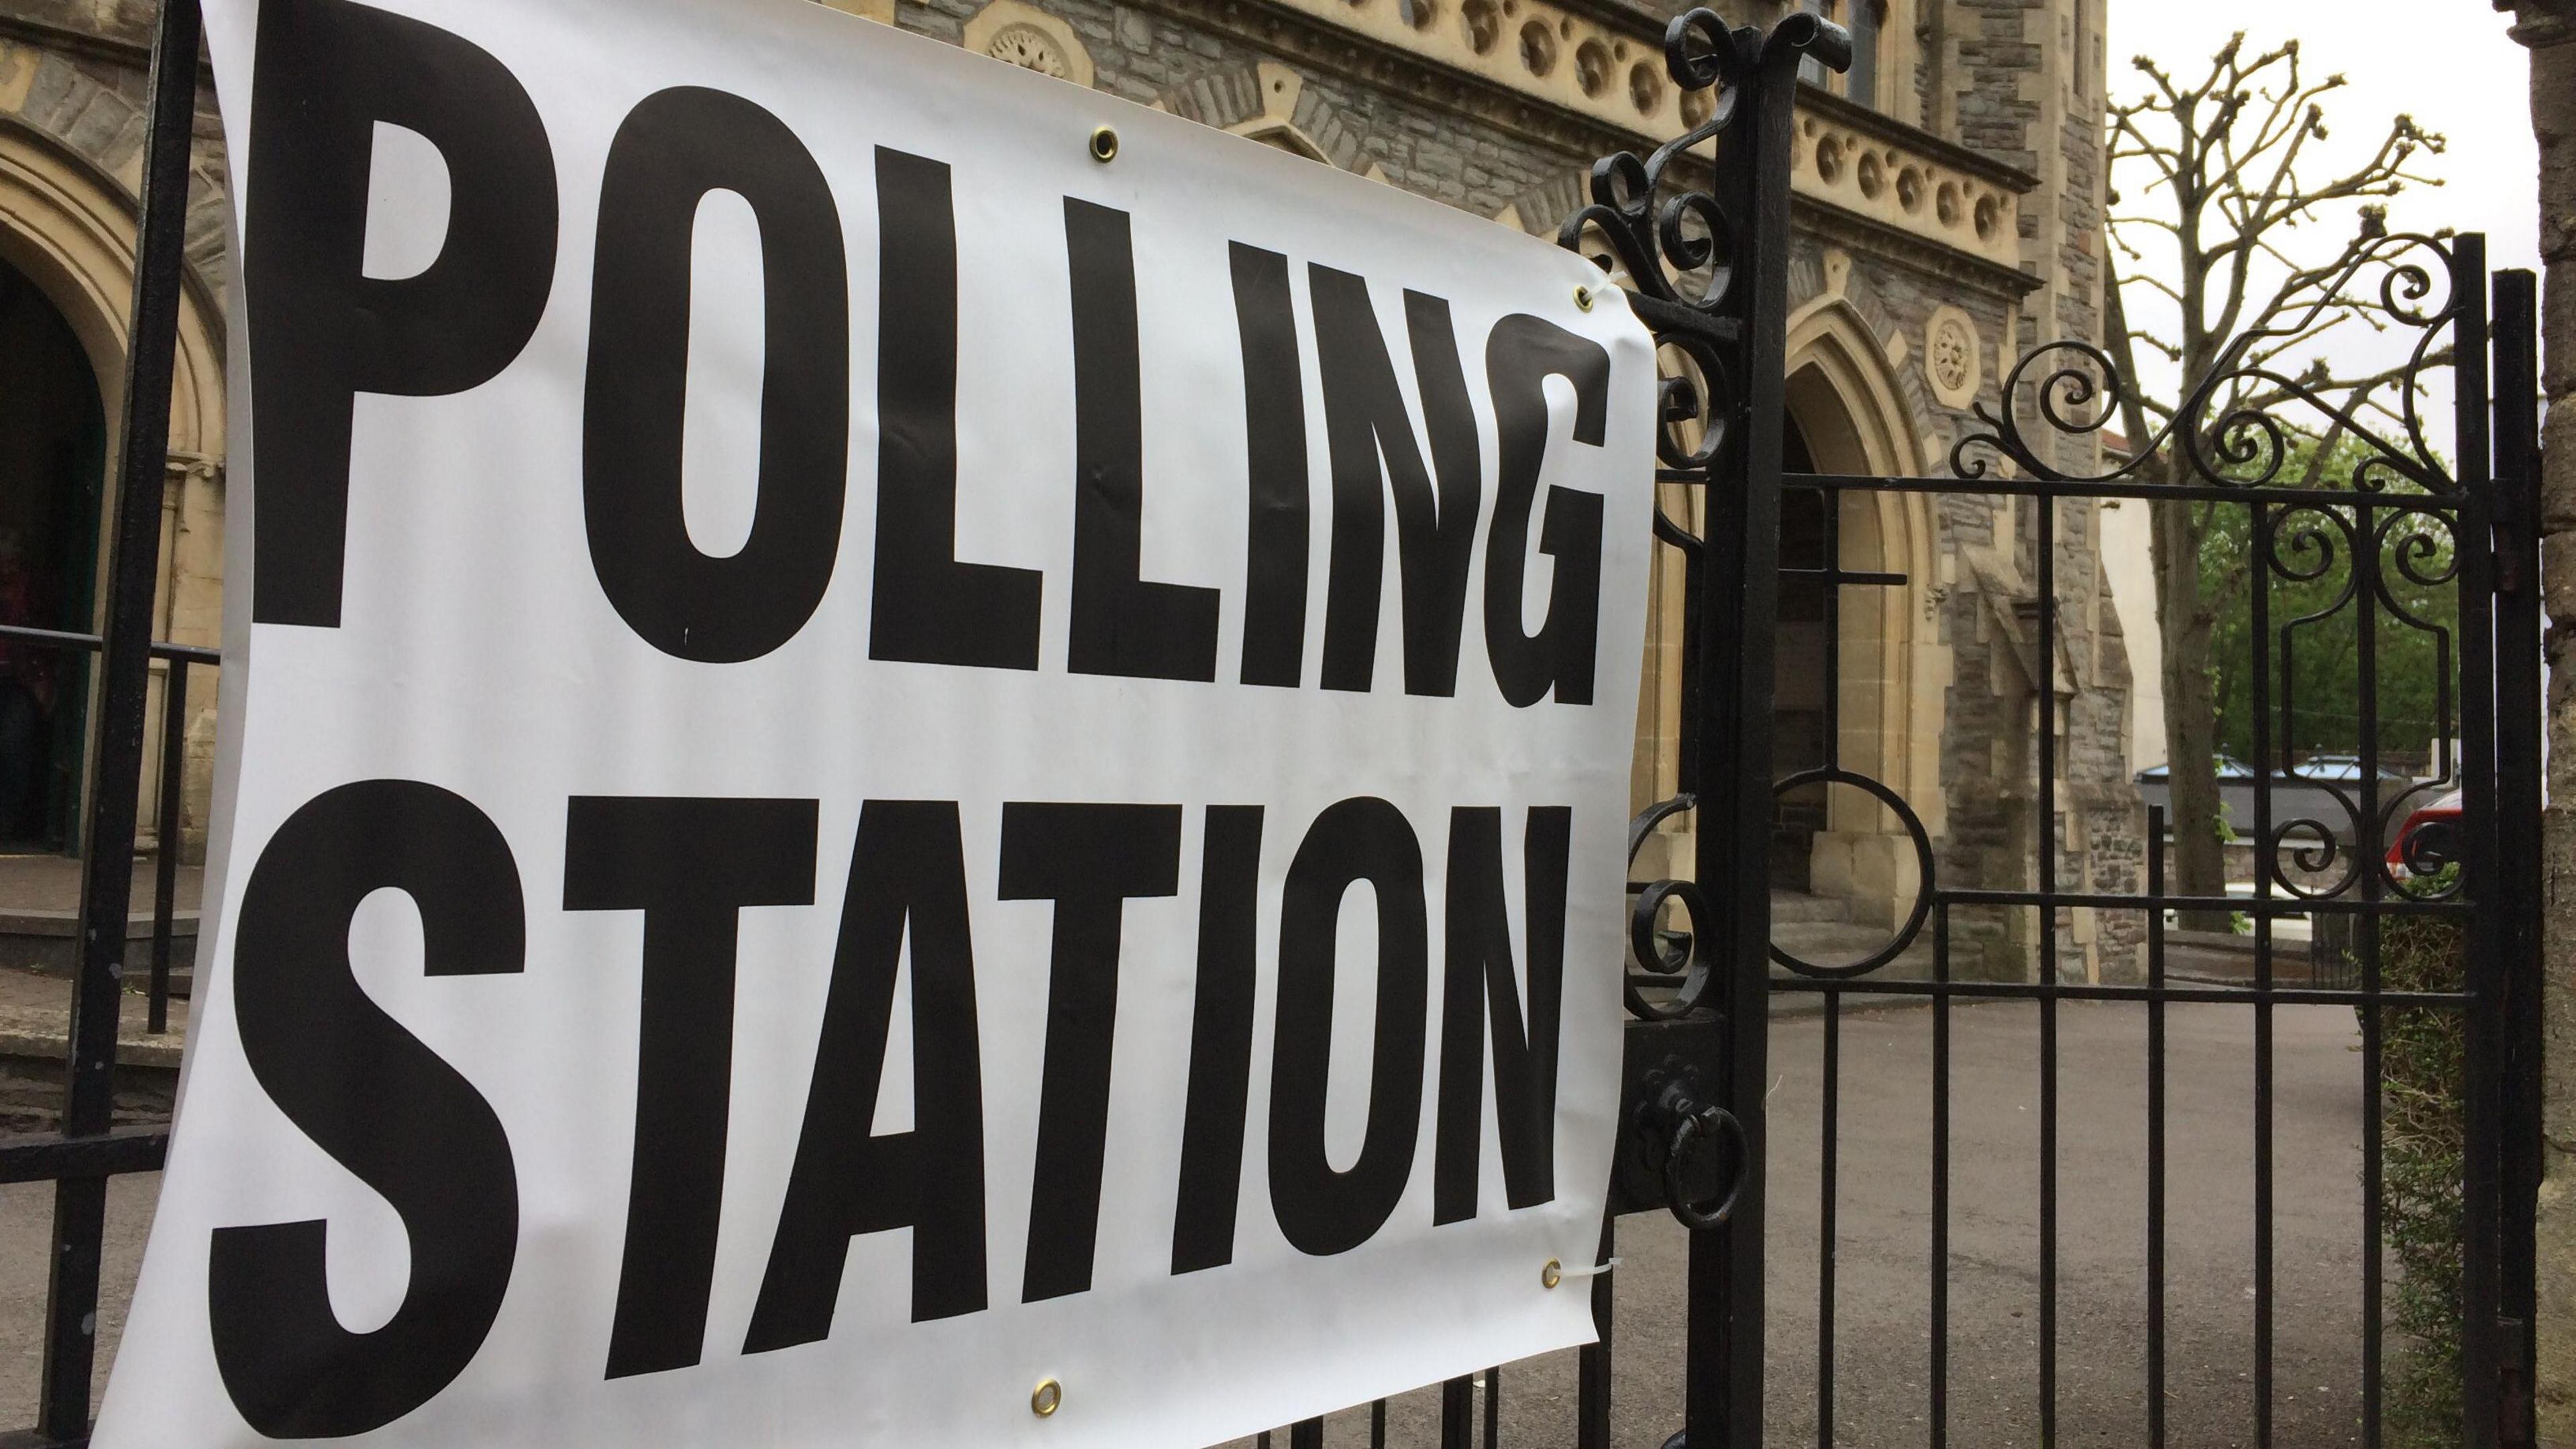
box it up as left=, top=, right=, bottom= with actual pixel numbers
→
left=1558, top=1257, right=1622, bottom=1280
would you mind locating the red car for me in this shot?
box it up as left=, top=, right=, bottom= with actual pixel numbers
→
left=2385, top=790, right=2464, bottom=875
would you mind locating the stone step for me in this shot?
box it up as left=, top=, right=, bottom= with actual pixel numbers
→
left=1770, top=919, right=1913, bottom=965
left=1623, top=915, right=1941, bottom=1016
left=0, top=965, right=189, bottom=1078
left=1768, top=890, right=1853, bottom=925
left=1769, top=942, right=1938, bottom=980
left=0, top=908, right=199, bottom=977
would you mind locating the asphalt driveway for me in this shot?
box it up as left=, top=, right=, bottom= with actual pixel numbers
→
left=3, top=1000, right=2394, bottom=1446
left=1254, top=1000, right=2391, bottom=1448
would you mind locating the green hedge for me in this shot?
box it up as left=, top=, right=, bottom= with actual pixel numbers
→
left=2377, top=907, right=2465, bottom=1446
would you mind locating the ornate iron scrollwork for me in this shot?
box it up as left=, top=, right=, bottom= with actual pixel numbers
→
left=1590, top=9, right=1862, bottom=1027
left=1558, top=9, right=1847, bottom=470
left=1556, top=11, right=1744, bottom=471
left=1626, top=794, right=1714, bottom=1019
left=1940, top=228, right=2477, bottom=906
left=1589, top=11, right=1762, bottom=1030
left=1952, top=232, right=2462, bottom=496
left=1970, top=230, right=2465, bottom=903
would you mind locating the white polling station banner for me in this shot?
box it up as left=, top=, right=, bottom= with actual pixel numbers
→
left=93, top=0, right=1658, bottom=1443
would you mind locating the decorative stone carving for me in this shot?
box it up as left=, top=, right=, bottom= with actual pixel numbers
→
left=1789, top=101, right=2027, bottom=270
left=1171, top=0, right=1686, bottom=140
left=962, top=0, right=1094, bottom=89
left=1924, top=305, right=1982, bottom=410
left=987, top=23, right=1070, bottom=77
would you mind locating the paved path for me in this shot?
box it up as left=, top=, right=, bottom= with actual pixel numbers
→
left=1, top=1002, right=2393, bottom=1446
left=1257, top=1001, right=2387, bottom=1447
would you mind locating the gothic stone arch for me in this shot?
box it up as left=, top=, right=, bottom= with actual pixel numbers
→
left=0, top=98, right=229, bottom=855
left=1157, top=61, right=1385, bottom=178
left=1782, top=291, right=1947, bottom=930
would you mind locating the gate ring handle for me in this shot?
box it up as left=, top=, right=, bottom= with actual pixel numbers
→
left=1663, top=1105, right=1748, bottom=1231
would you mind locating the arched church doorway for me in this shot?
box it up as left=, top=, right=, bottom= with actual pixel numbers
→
left=0, top=254, right=105, bottom=852
left=1627, top=311, right=1937, bottom=928
left=1768, top=340, right=1938, bottom=924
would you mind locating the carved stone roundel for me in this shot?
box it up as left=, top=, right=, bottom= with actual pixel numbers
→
left=1924, top=305, right=1982, bottom=409
left=961, top=0, right=1094, bottom=88
left=987, top=21, right=1069, bottom=77
left=1931, top=324, right=1970, bottom=390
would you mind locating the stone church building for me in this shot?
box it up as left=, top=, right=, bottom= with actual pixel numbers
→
left=0, top=0, right=2138, bottom=980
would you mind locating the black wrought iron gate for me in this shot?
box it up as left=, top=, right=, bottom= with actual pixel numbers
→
left=0, top=3, right=2545, bottom=1446
left=1559, top=8, right=2546, bottom=1448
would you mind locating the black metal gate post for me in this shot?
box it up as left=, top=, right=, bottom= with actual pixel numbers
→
left=1559, top=11, right=1849, bottom=1444
left=2454, top=232, right=2508, bottom=1449
left=33, top=0, right=201, bottom=1440
left=2487, top=266, right=2544, bottom=1446
left=1683, top=19, right=1847, bottom=1446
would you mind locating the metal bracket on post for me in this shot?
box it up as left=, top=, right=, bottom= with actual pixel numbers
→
left=2498, top=1315, right=2532, bottom=1448
left=1609, top=1020, right=1750, bottom=1233
left=1634, top=1059, right=1748, bottom=1231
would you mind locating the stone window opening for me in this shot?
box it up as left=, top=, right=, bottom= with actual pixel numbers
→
left=1792, top=0, right=1887, bottom=112
left=1846, top=0, right=1882, bottom=109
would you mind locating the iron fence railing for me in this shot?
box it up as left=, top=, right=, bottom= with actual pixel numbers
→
left=1, top=622, right=215, bottom=1036
left=0, top=0, right=202, bottom=1440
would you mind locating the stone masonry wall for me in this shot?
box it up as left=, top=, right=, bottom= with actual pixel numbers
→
left=1917, top=0, right=2139, bottom=980
left=2510, top=0, right=2575, bottom=1440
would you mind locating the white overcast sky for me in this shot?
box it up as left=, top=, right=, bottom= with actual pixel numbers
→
left=2098, top=1, right=2542, bottom=455
left=2102, top=0, right=2540, bottom=270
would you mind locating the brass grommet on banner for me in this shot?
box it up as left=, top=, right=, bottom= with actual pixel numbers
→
left=1089, top=127, right=1119, bottom=162
left=1574, top=286, right=1595, bottom=312
left=1032, top=1378, right=1064, bottom=1417
left=1544, top=1256, right=1620, bottom=1289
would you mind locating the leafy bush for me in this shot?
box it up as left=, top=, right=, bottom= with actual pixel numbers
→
left=2377, top=906, right=2465, bottom=1445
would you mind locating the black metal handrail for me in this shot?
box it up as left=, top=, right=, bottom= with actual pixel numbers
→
left=1, top=621, right=213, bottom=1036
left=0, top=621, right=219, bottom=666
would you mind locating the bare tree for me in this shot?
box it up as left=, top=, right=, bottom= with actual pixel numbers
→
left=2105, top=33, right=2447, bottom=926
